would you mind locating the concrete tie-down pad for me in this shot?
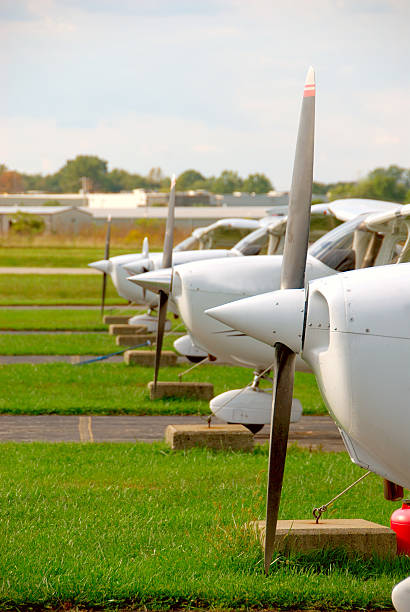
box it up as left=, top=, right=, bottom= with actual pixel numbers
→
left=124, top=350, right=177, bottom=366
left=109, top=324, right=147, bottom=336
left=148, top=381, right=214, bottom=400
left=252, top=519, right=396, bottom=558
left=116, top=334, right=154, bottom=346
left=103, top=315, right=130, bottom=325
left=165, top=423, right=254, bottom=451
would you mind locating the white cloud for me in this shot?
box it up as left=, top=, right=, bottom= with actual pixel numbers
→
left=1, top=0, right=410, bottom=186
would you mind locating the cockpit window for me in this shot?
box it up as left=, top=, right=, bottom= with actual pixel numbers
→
left=174, top=226, right=253, bottom=251
left=174, top=236, right=199, bottom=251
left=234, top=227, right=269, bottom=255
left=308, top=216, right=366, bottom=271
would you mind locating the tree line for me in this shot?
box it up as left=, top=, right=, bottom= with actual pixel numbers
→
left=0, top=157, right=273, bottom=195
left=0, top=156, right=410, bottom=203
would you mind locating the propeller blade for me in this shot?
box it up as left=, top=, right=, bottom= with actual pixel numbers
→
left=101, top=273, right=107, bottom=316
left=264, top=344, right=295, bottom=572
left=264, top=67, right=315, bottom=573
left=104, top=215, right=112, bottom=261
left=162, top=174, right=176, bottom=269
left=153, top=290, right=168, bottom=390
left=142, top=236, right=149, bottom=259
left=280, top=66, right=315, bottom=291
left=153, top=176, right=176, bottom=389
left=101, top=215, right=112, bottom=316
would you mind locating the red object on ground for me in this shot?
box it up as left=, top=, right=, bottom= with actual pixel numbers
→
left=390, top=500, right=410, bottom=555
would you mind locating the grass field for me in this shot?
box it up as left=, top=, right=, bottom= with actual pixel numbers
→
left=0, top=363, right=326, bottom=415
left=0, top=275, right=127, bottom=305
left=0, top=308, right=183, bottom=331
left=0, top=443, right=407, bottom=610
left=0, top=247, right=133, bottom=268
left=0, top=309, right=114, bottom=330
left=0, top=332, right=182, bottom=355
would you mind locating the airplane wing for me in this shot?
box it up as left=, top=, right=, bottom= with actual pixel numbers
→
left=191, top=218, right=260, bottom=239
left=363, top=203, right=410, bottom=233
left=266, top=203, right=331, bottom=236
left=328, top=198, right=402, bottom=221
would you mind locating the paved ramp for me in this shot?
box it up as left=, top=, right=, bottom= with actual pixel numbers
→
left=0, top=415, right=345, bottom=451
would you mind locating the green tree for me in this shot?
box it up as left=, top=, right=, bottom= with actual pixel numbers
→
left=242, top=173, right=273, bottom=194
left=353, top=174, right=407, bottom=202
left=211, top=170, right=243, bottom=194
left=9, top=212, right=45, bottom=235
left=327, top=182, right=356, bottom=201
left=328, top=166, right=410, bottom=203
left=107, top=169, right=148, bottom=192
left=312, top=181, right=331, bottom=195
left=146, top=167, right=164, bottom=189
left=54, top=155, right=109, bottom=192
left=176, top=169, right=205, bottom=191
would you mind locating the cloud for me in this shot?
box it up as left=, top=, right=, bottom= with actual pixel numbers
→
left=2, top=0, right=410, bottom=186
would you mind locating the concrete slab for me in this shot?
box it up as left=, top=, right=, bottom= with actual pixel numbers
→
left=124, top=350, right=177, bottom=366
left=0, top=415, right=345, bottom=450
left=148, top=381, right=214, bottom=400
left=252, top=519, right=396, bottom=558
left=109, top=324, right=147, bottom=335
left=103, top=315, right=130, bottom=325
left=165, top=423, right=254, bottom=451
left=116, top=334, right=154, bottom=346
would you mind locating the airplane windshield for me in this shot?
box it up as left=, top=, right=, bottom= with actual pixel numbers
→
left=175, top=226, right=254, bottom=251
left=234, top=227, right=269, bottom=255
left=309, top=216, right=366, bottom=271
left=174, top=235, right=199, bottom=251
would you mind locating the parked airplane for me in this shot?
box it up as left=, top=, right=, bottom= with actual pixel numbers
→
left=203, top=70, right=410, bottom=611
left=130, top=199, right=407, bottom=427
left=89, top=214, right=283, bottom=330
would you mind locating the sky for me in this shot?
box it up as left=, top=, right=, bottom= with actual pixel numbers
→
left=1, top=0, right=410, bottom=190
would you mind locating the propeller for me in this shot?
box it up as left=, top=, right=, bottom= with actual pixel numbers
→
left=263, top=66, right=315, bottom=573
left=101, top=214, right=112, bottom=316
left=142, top=236, right=149, bottom=259
left=153, top=174, right=176, bottom=389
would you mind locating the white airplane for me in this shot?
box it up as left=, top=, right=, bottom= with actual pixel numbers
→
left=89, top=213, right=285, bottom=330
left=205, top=67, right=409, bottom=610
left=89, top=217, right=260, bottom=306
left=130, top=199, right=407, bottom=428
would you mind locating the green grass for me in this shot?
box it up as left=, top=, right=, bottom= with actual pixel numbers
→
left=0, top=308, right=184, bottom=331
left=0, top=443, right=407, bottom=609
left=0, top=309, right=116, bottom=330
left=0, top=275, right=127, bottom=305
left=0, top=333, right=118, bottom=355
left=0, top=332, right=180, bottom=355
left=0, top=247, right=133, bottom=268
left=0, top=364, right=326, bottom=416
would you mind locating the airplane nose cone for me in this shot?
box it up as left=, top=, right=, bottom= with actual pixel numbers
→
left=128, top=268, right=172, bottom=294
left=205, top=288, right=305, bottom=353
left=88, top=259, right=111, bottom=274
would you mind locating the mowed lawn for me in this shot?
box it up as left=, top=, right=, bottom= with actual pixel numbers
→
left=0, top=363, right=327, bottom=415
left=0, top=332, right=182, bottom=355
left=0, top=309, right=183, bottom=331
left=0, top=274, right=127, bottom=305
left=0, top=443, right=408, bottom=610
left=0, top=309, right=117, bottom=330
left=0, top=247, right=133, bottom=268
